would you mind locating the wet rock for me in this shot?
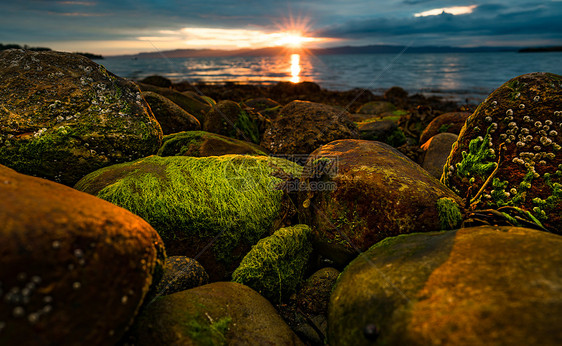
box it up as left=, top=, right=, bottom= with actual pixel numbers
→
left=137, top=83, right=211, bottom=123
left=142, top=91, right=201, bottom=134
left=356, top=119, right=406, bottom=147
left=74, top=155, right=302, bottom=281
left=441, top=72, right=562, bottom=233
left=356, top=101, right=397, bottom=115
left=270, top=81, right=322, bottom=97
left=203, top=100, right=264, bottom=144
left=329, top=226, right=562, bottom=345
left=299, top=139, right=462, bottom=265
left=139, top=75, right=172, bottom=88
left=384, top=86, right=409, bottom=107
left=261, top=100, right=359, bottom=155
left=297, top=267, right=340, bottom=317
left=0, top=49, right=162, bottom=186
left=157, top=131, right=268, bottom=157
left=421, top=133, right=458, bottom=179
left=419, top=111, right=470, bottom=144
left=152, top=256, right=208, bottom=297
left=232, top=225, right=312, bottom=303
left=0, top=164, right=165, bottom=345
left=130, top=282, right=303, bottom=345
left=243, top=97, right=282, bottom=120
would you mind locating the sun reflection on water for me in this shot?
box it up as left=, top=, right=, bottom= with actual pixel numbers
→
left=290, top=53, right=301, bottom=83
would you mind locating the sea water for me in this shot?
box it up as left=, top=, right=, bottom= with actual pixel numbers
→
left=98, top=51, right=562, bottom=104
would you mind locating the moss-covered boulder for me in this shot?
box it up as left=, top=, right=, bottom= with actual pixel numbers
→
left=203, top=100, right=264, bottom=144
left=261, top=101, right=359, bottom=155
left=139, top=75, right=172, bottom=88
left=421, top=133, right=458, bottom=179
left=74, top=155, right=302, bottom=280
left=137, top=83, right=211, bottom=123
left=0, top=164, right=165, bottom=345
left=356, top=119, right=406, bottom=147
left=142, top=91, right=201, bottom=134
left=157, top=131, right=267, bottom=157
left=441, top=72, right=562, bottom=232
left=152, top=256, right=208, bottom=297
left=299, top=139, right=463, bottom=265
left=329, top=226, right=562, bottom=345
left=129, top=282, right=303, bottom=345
left=243, top=97, right=282, bottom=120
left=0, top=49, right=162, bottom=186
left=232, top=225, right=312, bottom=303
left=420, top=111, right=470, bottom=145
left=356, top=101, right=397, bottom=115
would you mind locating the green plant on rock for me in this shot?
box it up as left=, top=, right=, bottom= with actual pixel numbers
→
left=454, top=126, right=497, bottom=181
left=232, top=224, right=312, bottom=304
left=75, top=155, right=302, bottom=263
left=436, top=197, right=463, bottom=230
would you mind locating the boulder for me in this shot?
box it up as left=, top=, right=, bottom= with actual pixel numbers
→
left=129, top=282, right=303, bottom=345
left=356, top=119, right=406, bottom=147
left=74, top=155, right=302, bottom=281
left=0, top=164, right=165, bottom=345
left=137, top=83, right=211, bottom=123
left=421, top=133, right=458, bottom=179
left=383, top=86, right=409, bottom=107
left=232, top=225, right=312, bottom=303
left=141, top=91, right=200, bottom=134
left=441, top=72, right=562, bottom=233
left=152, top=256, right=208, bottom=297
left=139, top=75, right=172, bottom=88
left=419, top=111, right=470, bottom=144
left=356, top=101, right=397, bottom=115
left=261, top=101, right=359, bottom=155
left=329, top=226, right=562, bottom=345
left=299, top=139, right=463, bottom=265
left=243, top=97, right=282, bottom=120
left=0, top=49, right=162, bottom=186
left=203, top=100, right=264, bottom=144
left=157, top=131, right=268, bottom=157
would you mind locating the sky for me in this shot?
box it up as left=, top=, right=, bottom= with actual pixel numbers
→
left=1, top=0, right=561, bottom=55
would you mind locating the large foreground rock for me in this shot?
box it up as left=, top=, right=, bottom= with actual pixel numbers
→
left=441, top=72, right=562, bottom=232
left=130, top=282, right=303, bottom=345
left=299, top=139, right=462, bottom=265
left=261, top=101, right=359, bottom=155
left=0, top=165, right=165, bottom=345
left=0, top=49, right=162, bottom=185
left=329, top=226, right=562, bottom=345
left=74, top=155, right=301, bottom=281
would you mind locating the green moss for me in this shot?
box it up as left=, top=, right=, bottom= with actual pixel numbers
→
left=234, top=109, right=260, bottom=144
left=438, top=124, right=451, bottom=133
left=232, top=224, right=312, bottom=303
left=454, top=125, right=497, bottom=180
left=436, top=197, right=463, bottom=230
left=75, top=155, right=302, bottom=263
left=186, top=316, right=232, bottom=345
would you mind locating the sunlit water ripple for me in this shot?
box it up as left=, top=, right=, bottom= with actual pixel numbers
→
left=98, top=52, right=562, bottom=104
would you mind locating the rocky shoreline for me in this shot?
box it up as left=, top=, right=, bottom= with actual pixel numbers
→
left=1, top=49, right=562, bottom=345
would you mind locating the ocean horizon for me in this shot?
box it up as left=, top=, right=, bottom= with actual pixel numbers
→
left=98, top=51, right=562, bottom=104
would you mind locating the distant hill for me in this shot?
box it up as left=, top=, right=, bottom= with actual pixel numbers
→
left=0, top=43, right=103, bottom=59
left=0, top=43, right=51, bottom=52
left=519, top=46, right=562, bottom=53
left=110, top=44, right=520, bottom=59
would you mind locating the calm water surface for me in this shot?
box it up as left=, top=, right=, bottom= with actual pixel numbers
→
left=98, top=52, right=562, bottom=104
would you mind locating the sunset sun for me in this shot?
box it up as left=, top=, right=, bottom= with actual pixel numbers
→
left=276, top=32, right=312, bottom=48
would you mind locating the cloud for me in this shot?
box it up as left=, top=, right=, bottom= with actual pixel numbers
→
left=414, top=5, right=478, bottom=17
left=320, top=2, right=562, bottom=46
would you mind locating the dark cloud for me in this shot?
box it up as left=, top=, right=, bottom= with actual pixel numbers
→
left=0, top=0, right=560, bottom=52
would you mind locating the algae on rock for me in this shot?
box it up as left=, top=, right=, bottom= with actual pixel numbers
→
left=74, top=155, right=302, bottom=280
left=232, top=225, right=313, bottom=303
